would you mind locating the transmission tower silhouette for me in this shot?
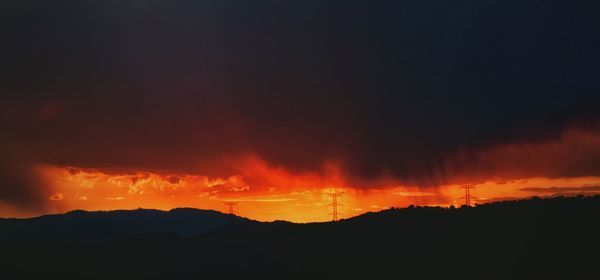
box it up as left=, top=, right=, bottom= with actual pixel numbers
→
left=458, top=184, right=478, bottom=206
left=327, top=191, right=344, bottom=222
left=223, top=201, right=238, bottom=215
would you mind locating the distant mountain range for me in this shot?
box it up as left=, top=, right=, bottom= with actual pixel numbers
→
left=0, top=207, right=254, bottom=243
left=1, top=196, right=599, bottom=279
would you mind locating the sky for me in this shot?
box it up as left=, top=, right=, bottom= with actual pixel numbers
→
left=1, top=1, right=599, bottom=221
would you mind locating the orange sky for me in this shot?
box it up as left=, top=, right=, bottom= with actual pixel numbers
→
left=1, top=128, right=598, bottom=222
left=2, top=159, right=596, bottom=222
left=2, top=0, right=600, bottom=225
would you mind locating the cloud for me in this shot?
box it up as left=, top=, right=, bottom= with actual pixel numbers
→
left=431, top=128, right=600, bottom=186
left=0, top=152, right=52, bottom=211
left=520, top=185, right=600, bottom=195
left=392, top=191, right=436, bottom=197
left=0, top=0, right=599, bottom=210
left=233, top=195, right=296, bottom=203
left=49, top=193, right=64, bottom=201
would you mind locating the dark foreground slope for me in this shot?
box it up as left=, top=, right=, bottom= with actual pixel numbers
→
left=1, top=196, right=598, bottom=279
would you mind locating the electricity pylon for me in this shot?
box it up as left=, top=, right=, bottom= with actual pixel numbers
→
left=458, top=184, right=478, bottom=206
left=327, top=191, right=344, bottom=221
left=223, top=201, right=238, bottom=215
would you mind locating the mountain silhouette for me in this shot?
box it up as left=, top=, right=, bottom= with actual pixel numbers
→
left=1, top=196, right=598, bottom=279
left=0, top=208, right=253, bottom=243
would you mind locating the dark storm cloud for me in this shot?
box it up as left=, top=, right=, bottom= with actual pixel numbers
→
left=1, top=0, right=600, bottom=206
left=0, top=153, right=49, bottom=211
left=521, top=185, right=600, bottom=195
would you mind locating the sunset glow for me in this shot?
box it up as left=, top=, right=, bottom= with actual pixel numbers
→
left=0, top=126, right=586, bottom=221
left=1, top=1, right=598, bottom=226
left=5, top=161, right=590, bottom=222
left=2, top=125, right=598, bottom=221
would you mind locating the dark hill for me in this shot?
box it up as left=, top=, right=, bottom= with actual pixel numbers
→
left=1, top=196, right=599, bottom=279
left=0, top=207, right=253, bottom=243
